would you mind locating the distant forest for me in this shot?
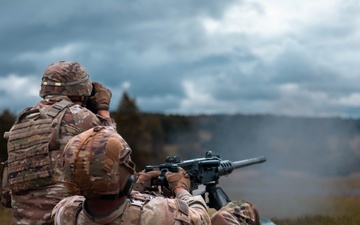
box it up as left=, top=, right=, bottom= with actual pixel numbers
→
left=1, top=92, right=360, bottom=176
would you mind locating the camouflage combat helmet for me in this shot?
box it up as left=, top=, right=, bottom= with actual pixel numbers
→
left=39, top=61, right=93, bottom=98
left=63, top=126, right=136, bottom=199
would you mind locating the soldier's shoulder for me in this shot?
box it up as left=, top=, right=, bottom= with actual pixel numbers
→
left=52, top=195, right=84, bottom=225
left=68, top=104, right=93, bottom=115
left=67, top=105, right=101, bottom=124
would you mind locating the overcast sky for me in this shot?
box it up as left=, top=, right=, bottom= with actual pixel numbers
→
left=1, top=0, right=360, bottom=117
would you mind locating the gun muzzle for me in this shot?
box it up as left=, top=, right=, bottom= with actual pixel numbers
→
left=218, top=156, right=267, bottom=176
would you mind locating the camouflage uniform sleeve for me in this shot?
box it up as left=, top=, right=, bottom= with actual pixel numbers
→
left=57, top=106, right=103, bottom=165
left=51, top=195, right=85, bottom=225
left=140, top=190, right=210, bottom=225
left=69, top=105, right=116, bottom=132
left=96, top=113, right=117, bottom=129
left=175, top=189, right=211, bottom=225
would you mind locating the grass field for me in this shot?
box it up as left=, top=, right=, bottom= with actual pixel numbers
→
left=0, top=207, right=11, bottom=225
left=271, top=196, right=360, bottom=225
left=272, top=215, right=360, bottom=225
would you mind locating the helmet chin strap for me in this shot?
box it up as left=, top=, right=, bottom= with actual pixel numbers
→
left=99, top=175, right=135, bottom=200
left=118, top=175, right=135, bottom=197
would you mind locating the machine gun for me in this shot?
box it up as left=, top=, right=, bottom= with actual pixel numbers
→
left=145, top=151, right=266, bottom=210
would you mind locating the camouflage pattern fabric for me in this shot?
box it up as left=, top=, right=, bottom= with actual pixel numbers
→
left=52, top=195, right=84, bottom=225
left=0, top=162, right=11, bottom=208
left=52, top=190, right=211, bottom=225
left=12, top=183, right=69, bottom=225
left=6, top=99, right=73, bottom=194
left=39, top=61, right=93, bottom=98
left=210, top=201, right=260, bottom=225
left=8, top=95, right=116, bottom=224
left=62, top=126, right=135, bottom=199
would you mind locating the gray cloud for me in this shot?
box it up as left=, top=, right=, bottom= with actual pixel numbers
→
left=1, top=0, right=360, bottom=117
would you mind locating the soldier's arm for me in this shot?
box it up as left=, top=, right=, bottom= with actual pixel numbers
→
left=51, top=195, right=84, bottom=225
left=175, top=189, right=211, bottom=225
left=69, top=105, right=116, bottom=131
left=97, top=109, right=110, bottom=118
left=95, top=111, right=116, bottom=128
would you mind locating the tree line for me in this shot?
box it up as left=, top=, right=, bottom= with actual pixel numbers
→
left=2, top=92, right=360, bottom=176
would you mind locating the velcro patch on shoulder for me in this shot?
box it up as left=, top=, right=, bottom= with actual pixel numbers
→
left=174, top=199, right=190, bottom=224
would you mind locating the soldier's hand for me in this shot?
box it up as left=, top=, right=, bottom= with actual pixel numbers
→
left=88, top=82, right=112, bottom=112
left=133, top=170, right=161, bottom=193
left=165, top=167, right=190, bottom=194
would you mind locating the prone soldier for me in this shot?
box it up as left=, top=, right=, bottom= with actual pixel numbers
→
left=52, top=126, right=211, bottom=225
left=134, top=153, right=262, bottom=225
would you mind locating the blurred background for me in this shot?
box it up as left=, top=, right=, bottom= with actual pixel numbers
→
left=1, top=0, right=360, bottom=223
left=1, top=95, right=360, bottom=222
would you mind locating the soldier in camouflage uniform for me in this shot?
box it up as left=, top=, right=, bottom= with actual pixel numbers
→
left=134, top=164, right=260, bottom=225
left=52, top=126, right=211, bottom=225
left=2, top=61, right=115, bottom=224
left=135, top=171, right=260, bottom=225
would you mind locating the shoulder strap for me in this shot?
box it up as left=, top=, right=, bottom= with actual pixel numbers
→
left=46, top=99, right=74, bottom=118
left=14, top=107, right=37, bottom=124
left=12, top=99, right=73, bottom=125
left=47, top=99, right=74, bottom=150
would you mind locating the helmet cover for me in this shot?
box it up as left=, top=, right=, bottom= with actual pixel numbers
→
left=63, top=126, right=135, bottom=198
left=39, top=61, right=92, bottom=98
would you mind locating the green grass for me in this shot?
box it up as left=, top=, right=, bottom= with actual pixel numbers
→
left=0, top=206, right=12, bottom=225
left=272, top=196, right=360, bottom=225
left=272, top=215, right=360, bottom=225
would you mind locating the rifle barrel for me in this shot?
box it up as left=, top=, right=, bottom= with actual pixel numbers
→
left=232, top=156, right=267, bottom=169
left=218, top=156, right=266, bottom=176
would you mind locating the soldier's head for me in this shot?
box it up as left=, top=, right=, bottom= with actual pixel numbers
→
left=39, top=61, right=93, bottom=101
left=63, top=126, right=136, bottom=199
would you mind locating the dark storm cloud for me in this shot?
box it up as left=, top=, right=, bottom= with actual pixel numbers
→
left=0, top=0, right=239, bottom=112
left=189, top=59, right=280, bottom=102
left=268, top=39, right=359, bottom=102
left=1, top=0, right=360, bottom=117
left=0, top=59, right=38, bottom=76
left=0, top=0, right=234, bottom=75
